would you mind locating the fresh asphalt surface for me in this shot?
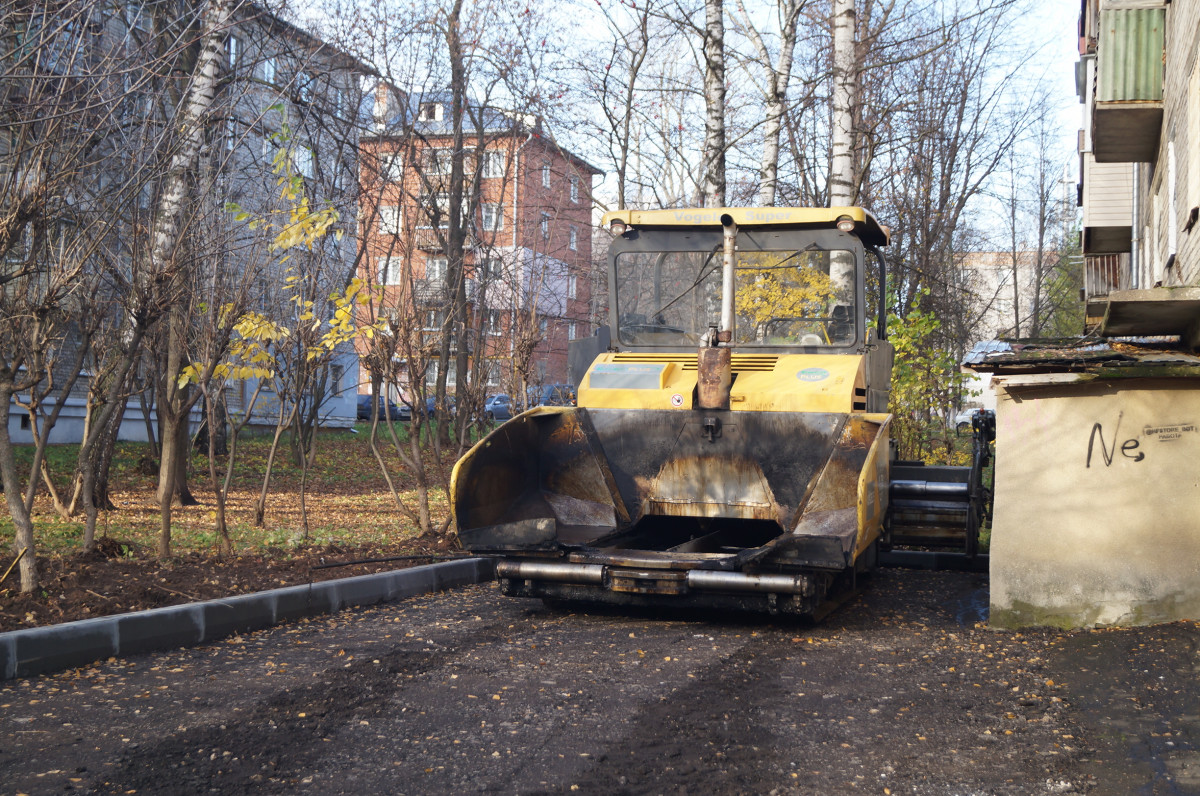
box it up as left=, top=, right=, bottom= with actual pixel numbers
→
left=2, top=569, right=1198, bottom=795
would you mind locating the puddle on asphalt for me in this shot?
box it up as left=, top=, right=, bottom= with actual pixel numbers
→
left=950, top=587, right=990, bottom=625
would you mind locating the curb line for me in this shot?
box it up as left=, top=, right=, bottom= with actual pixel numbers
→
left=0, top=558, right=496, bottom=681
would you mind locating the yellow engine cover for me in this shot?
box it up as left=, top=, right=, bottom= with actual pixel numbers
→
left=578, top=352, right=868, bottom=414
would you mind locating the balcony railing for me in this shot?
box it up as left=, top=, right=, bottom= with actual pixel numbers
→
left=413, top=277, right=477, bottom=304
left=1091, top=6, right=1164, bottom=162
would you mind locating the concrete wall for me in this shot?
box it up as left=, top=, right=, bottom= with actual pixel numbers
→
left=990, top=377, right=1200, bottom=629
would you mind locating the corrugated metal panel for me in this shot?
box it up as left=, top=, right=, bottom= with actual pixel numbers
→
left=1097, top=8, right=1164, bottom=103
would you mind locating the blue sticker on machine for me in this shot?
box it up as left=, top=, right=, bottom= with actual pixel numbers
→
left=797, top=368, right=830, bottom=382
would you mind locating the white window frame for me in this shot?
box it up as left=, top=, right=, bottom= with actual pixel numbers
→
left=426, top=148, right=452, bottom=175
left=540, top=212, right=550, bottom=240
left=419, top=192, right=451, bottom=228
left=379, top=204, right=402, bottom=235
left=293, top=145, right=314, bottom=179
left=423, top=309, right=444, bottom=332
left=479, top=256, right=502, bottom=280
left=541, top=163, right=551, bottom=188
left=482, top=150, right=506, bottom=178
left=568, top=322, right=576, bottom=340
left=485, top=308, right=503, bottom=336
left=330, top=364, right=343, bottom=396
left=480, top=203, right=503, bottom=232
left=297, top=71, right=314, bottom=104
left=225, top=35, right=240, bottom=69
left=259, top=55, right=276, bottom=85
left=569, top=175, right=579, bottom=203
left=379, top=151, right=403, bottom=182
left=485, top=360, right=502, bottom=386
left=1189, top=64, right=1200, bottom=215
left=426, top=256, right=448, bottom=281
left=569, top=226, right=578, bottom=251
left=1167, top=139, right=1177, bottom=266
left=378, top=256, right=405, bottom=286
left=567, top=274, right=577, bottom=300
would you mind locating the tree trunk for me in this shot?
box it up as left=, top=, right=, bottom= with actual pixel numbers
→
left=254, top=402, right=296, bottom=527
left=702, top=0, right=727, bottom=207
left=830, top=0, right=856, bottom=207
left=0, top=391, right=38, bottom=592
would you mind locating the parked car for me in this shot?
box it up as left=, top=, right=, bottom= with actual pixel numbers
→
left=954, top=407, right=982, bottom=433
left=416, top=395, right=455, bottom=420
left=527, top=383, right=577, bottom=408
left=484, top=393, right=514, bottom=422
left=356, top=394, right=401, bottom=421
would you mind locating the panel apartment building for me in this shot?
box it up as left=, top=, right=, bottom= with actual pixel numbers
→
left=1, top=1, right=369, bottom=443
left=1077, top=0, right=1200, bottom=335
left=359, top=90, right=602, bottom=402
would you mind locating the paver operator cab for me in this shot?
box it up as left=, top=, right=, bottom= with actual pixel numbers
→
left=450, top=207, right=907, bottom=616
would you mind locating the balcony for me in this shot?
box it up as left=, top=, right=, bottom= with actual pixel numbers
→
left=1081, top=155, right=1132, bottom=254
left=1091, top=6, right=1164, bottom=163
left=413, top=277, right=477, bottom=304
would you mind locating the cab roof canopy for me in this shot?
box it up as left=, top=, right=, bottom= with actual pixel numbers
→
left=601, top=206, right=890, bottom=247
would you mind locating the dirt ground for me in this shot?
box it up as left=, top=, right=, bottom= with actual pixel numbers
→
left=0, top=537, right=451, bottom=632
left=2, top=569, right=1199, bottom=795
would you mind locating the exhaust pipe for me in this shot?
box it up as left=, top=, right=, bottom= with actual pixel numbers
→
left=498, top=559, right=813, bottom=596
left=687, top=570, right=813, bottom=595
left=697, top=214, right=737, bottom=411
left=496, top=560, right=605, bottom=584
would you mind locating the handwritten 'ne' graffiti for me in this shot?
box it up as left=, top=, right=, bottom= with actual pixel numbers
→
left=1086, top=412, right=1145, bottom=468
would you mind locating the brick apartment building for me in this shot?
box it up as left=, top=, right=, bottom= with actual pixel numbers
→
left=358, top=90, right=602, bottom=401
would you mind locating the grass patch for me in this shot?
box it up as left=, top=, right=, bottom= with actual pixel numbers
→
left=1, top=425, right=462, bottom=558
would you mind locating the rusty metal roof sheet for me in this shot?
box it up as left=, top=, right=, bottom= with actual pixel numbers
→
left=962, top=337, right=1200, bottom=374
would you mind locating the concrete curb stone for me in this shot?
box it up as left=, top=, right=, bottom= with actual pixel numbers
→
left=0, top=558, right=495, bottom=681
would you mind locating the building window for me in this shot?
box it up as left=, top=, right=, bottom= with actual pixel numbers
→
left=485, top=359, right=502, bottom=386
left=540, top=212, right=550, bottom=240
left=570, top=175, right=579, bottom=203
left=330, top=364, right=344, bottom=396
left=478, top=256, right=502, bottom=280
left=568, top=322, right=576, bottom=340
left=293, top=145, right=314, bottom=179
left=541, top=163, right=550, bottom=188
left=378, top=256, right=404, bottom=285
left=539, top=316, right=548, bottom=334
left=485, top=308, right=503, bottom=335
left=420, top=192, right=451, bottom=228
left=569, top=226, right=578, bottom=251
left=480, top=204, right=503, bottom=232
left=423, top=308, right=444, bottom=331
left=379, top=152, right=403, bottom=182
left=420, top=102, right=442, bottom=121
left=426, top=256, right=448, bottom=281
left=567, top=274, right=577, bottom=300
left=225, top=35, right=240, bottom=69
left=482, top=150, right=506, bottom=178
left=425, top=148, right=452, bottom=175
left=297, top=71, right=314, bottom=104
left=258, top=55, right=276, bottom=84
left=124, top=1, right=151, bottom=33
left=379, top=205, right=402, bottom=235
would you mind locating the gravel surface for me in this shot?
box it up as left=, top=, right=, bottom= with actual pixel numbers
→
left=1, top=568, right=1197, bottom=795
